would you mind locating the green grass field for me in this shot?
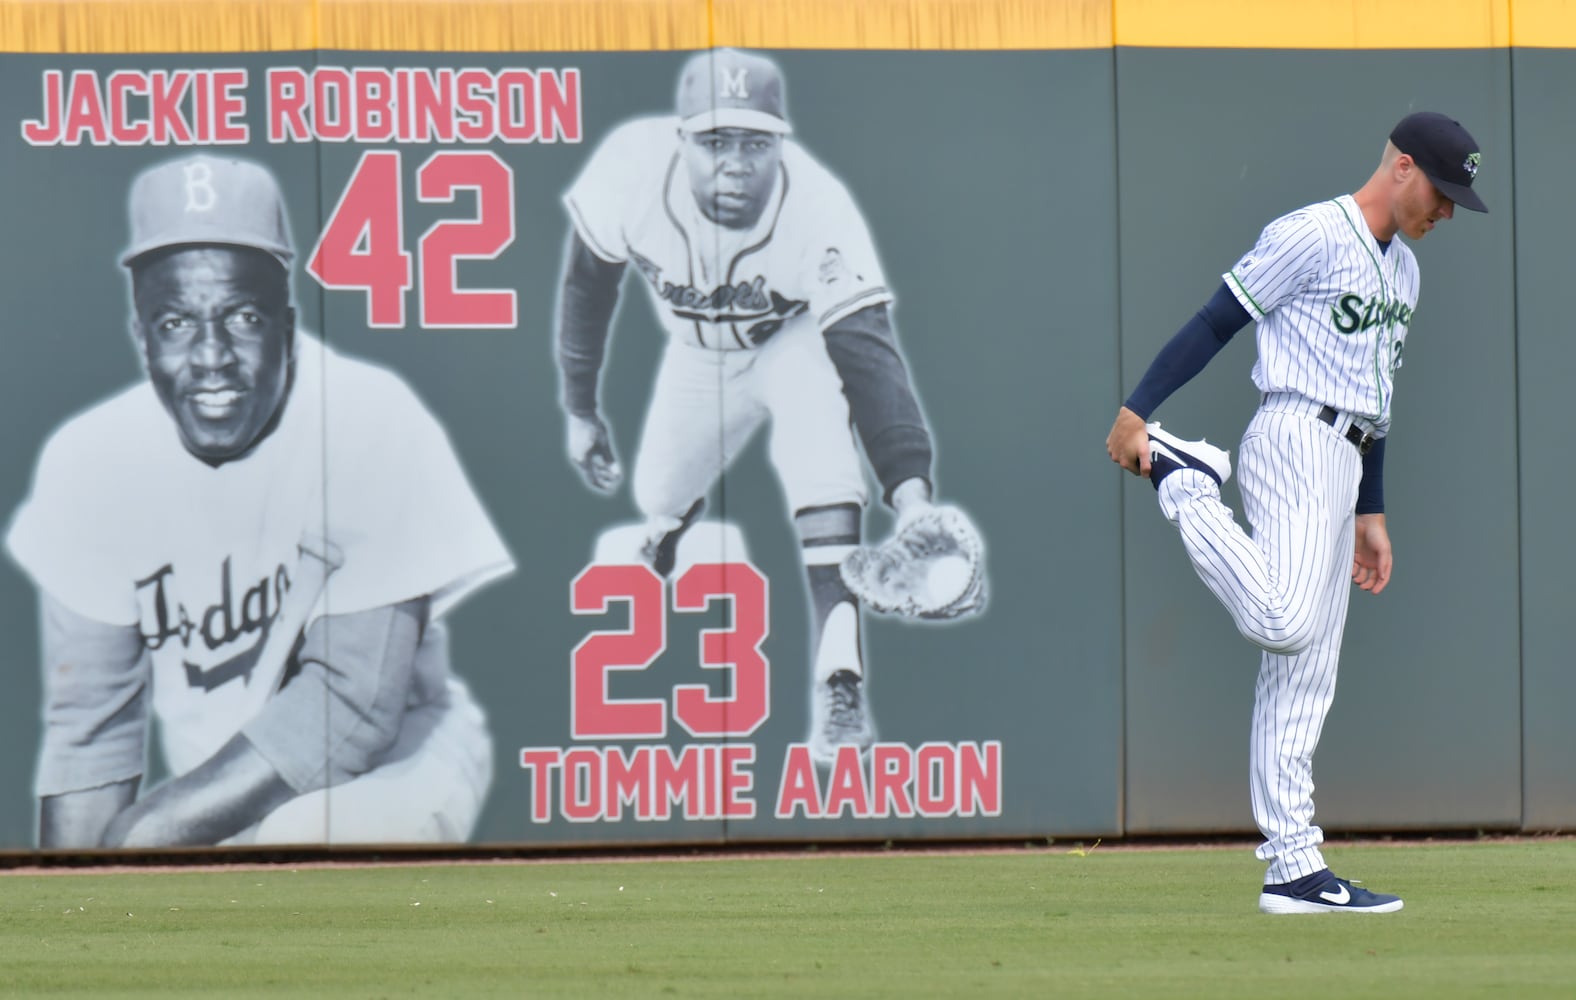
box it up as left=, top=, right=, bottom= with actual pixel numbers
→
left=2, top=839, right=1573, bottom=998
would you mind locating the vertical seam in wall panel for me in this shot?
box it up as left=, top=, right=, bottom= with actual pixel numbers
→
left=302, top=4, right=328, bottom=839
left=1111, top=41, right=1128, bottom=837
left=1508, top=40, right=1527, bottom=833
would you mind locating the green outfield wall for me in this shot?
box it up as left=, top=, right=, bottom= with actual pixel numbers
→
left=0, top=0, right=1567, bottom=856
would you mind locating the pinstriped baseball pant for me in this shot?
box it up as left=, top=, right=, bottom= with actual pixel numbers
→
left=1158, top=402, right=1363, bottom=884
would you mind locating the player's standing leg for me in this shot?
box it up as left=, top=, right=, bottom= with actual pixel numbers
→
left=758, top=325, right=872, bottom=765
left=794, top=503, right=872, bottom=764
left=1243, top=413, right=1361, bottom=887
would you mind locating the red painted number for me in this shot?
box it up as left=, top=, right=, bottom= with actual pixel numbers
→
left=416, top=152, right=518, bottom=328
left=307, top=151, right=411, bottom=328
left=570, top=565, right=668, bottom=740
left=672, top=563, right=769, bottom=738
left=307, top=150, right=517, bottom=330
left=570, top=562, right=771, bottom=740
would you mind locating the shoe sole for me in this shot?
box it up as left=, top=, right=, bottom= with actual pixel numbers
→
left=1258, top=893, right=1404, bottom=914
left=1147, top=423, right=1231, bottom=484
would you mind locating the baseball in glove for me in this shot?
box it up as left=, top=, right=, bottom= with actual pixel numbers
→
left=839, top=504, right=987, bottom=620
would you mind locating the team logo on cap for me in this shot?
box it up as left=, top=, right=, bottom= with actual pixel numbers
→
left=720, top=67, right=749, bottom=100
left=1464, top=151, right=1481, bottom=179
left=183, top=161, right=217, bottom=213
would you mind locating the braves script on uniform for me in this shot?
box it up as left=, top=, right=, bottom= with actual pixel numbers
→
left=566, top=117, right=891, bottom=348
left=564, top=116, right=893, bottom=516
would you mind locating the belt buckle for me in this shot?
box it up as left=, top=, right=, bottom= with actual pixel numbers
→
left=1321, top=405, right=1373, bottom=455
left=1345, top=424, right=1374, bottom=455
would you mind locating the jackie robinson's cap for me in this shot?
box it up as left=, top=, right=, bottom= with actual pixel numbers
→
left=121, top=154, right=295, bottom=268
left=676, top=48, right=791, bottom=135
left=1389, top=111, right=1488, bottom=213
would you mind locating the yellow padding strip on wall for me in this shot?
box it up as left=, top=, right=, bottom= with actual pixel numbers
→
left=0, top=0, right=1104, bottom=53
left=1513, top=0, right=1576, bottom=47
left=0, top=0, right=318, bottom=53
left=318, top=0, right=711, bottom=53
left=3, top=0, right=1575, bottom=53
left=708, top=0, right=1111, bottom=50
left=1115, top=0, right=1511, bottom=49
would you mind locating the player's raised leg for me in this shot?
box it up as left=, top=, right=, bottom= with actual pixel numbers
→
left=1150, top=416, right=1347, bottom=655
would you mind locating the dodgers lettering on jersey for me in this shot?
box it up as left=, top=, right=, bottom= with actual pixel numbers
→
left=564, top=117, right=893, bottom=350
left=1224, top=194, right=1420, bottom=433
left=6, top=337, right=513, bottom=777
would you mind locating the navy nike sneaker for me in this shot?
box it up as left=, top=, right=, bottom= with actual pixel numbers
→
left=1259, top=869, right=1404, bottom=914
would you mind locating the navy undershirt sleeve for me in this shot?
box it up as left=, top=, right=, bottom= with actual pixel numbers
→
left=557, top=231, right=626, bottom=417
left=823, top=304, right=934, bottom=506
left=1355, top=436, right=1386, bottom=514
left=1123, top=282, right=1253, bottom=420
left=1355, top=238, right=1387, bottom=514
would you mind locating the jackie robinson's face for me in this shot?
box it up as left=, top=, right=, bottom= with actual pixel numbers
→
left=131, top=245, right=295, bottom=464
left=681, top=127, right=783, bottom=229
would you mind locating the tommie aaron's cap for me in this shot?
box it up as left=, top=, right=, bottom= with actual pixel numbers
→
left=1389, top=111, right=1488, bottom=213
left=676, top=48, right=792, bottom=135
left=120, top=154, right=295, bottom=268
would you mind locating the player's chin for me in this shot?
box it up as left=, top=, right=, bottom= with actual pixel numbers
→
left=710, top=194, right=757, bottom=224
left=175, top=410, right=262, bottom=462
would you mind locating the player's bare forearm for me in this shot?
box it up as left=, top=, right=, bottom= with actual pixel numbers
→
left=98, top=735, right=293, bottom=848
left=1107, top=406, right=1152, bottom=476
left=39, top=780, right=138, bottom=849
left=1352, top=513, right=1393, bottom=595
left=890, top=477, right=933, bottom=524
left=565, top=410, right=623, bottom=493
left=34, top=596, right=150, bottom=833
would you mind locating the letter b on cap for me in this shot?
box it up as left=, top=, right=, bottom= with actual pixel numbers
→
left=183, top=160, right=217, bottom=214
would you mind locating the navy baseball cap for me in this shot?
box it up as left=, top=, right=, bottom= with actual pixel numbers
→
left=676, top=48, right=791, bottom=135
left=1389, top=111, right=1487, bottom=213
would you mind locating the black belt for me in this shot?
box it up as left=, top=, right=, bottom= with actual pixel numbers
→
left=1316, top=406, right=1377, bottom=455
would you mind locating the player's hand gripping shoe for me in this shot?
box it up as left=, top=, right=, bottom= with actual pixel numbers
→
left=1258, top=870, right=1404, bottom=914
left=1146, top=422, right=1232, bottom=489
left=808, top=669, right=875, bottom=767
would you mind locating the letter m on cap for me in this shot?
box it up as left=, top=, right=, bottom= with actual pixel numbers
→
left=720, top=67, right=749, bottom=100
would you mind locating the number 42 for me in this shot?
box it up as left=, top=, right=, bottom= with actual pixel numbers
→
left=307, top=150, right=517, bottom=330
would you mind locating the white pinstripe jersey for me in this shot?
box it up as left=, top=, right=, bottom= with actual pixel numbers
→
left=1224, top=194, right=1419, bottom=434
left=563, top=117, right=893, bottom=351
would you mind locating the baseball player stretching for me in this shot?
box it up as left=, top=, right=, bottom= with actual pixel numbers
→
left=7, top=154, right=514, bottom=847
left=556, top=49, right=946, bottom=765
left=1106, top=112, right=1487, bottom=913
